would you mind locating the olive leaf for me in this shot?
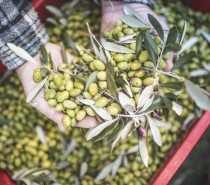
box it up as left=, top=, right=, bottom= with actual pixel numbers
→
left=95, top=163, right=113, bottom=181
left=148, top=14, right=164, bottom=41
left=99, top=47, right=107, bottom=63
left=45, top=5, right=64, bottom=17
left=138, top=138, right=149, bottom=168
left=200, top=30, right=210, bottom=43
left=165, top=43, right=181, bottom=53
left=7, top=43, right=37, bottom=64
left=189, top=69, right=209, bottom=77
left=184, top=80, right=210, bottom=111
left=137, top=85, right=154, bottom=108
left=106, top=63, right=118, bottom=100
left=111, top=130, right=122, bottom=152
left=56, top=161, right=70, bottom=170
left=147, top=116, right=162, bottom=146
left=111, top=151, right=124, bottom=181
left=144, top=32, right=158, bottom=65
left=62, top=139, right=77, bottom=161
left=171, top=51, right=195, bottom=71
left=142, top=101, right=165, bottom=113
left=60, top=42, right=68, bottom=64
left=90, top=105, right=112, bottom=121
left=80, top=162, right=88, bottom=178
left=78, top=98, right=95, bottom=105
left=153, top=119, right=171, bottom=129
left=36, top=126, right=47, bottom=145
left=160, top=82, right=183, bottom=90
left=86, top=117, right=119, bottom=140
left=102, top=42, right=135, bottom=53
left=123, top=6, right=148, bottom=26
left=162, top=96, right=172, bottom=109
left=59, top=18, right=68, bottom=26
left=85, top=71, right=98, bottom=91
left=127, top=145, right=138, bottom=154
left=63, top=31, right=78, bottom=55
left=118, top=92, right=135, bottom=112
left=123, top=155, right=129, bottom=168
left=172, top=101, right=183, bottom=115
left=140, top=96, right=154, bottom=113
left=46, top=18, right=58, bottom=25
left=60, top=69, right=87, bottom=84
left=123, top=84, right=133, bottom=97
left=27, top=76, right=48, bottom=103
left=121, top=121, right=133, bottom=140
left=166, top=26, right=178, bottom=45
left=40, top=45, right=49, bottom=65
left=179, top=21, right=187, bottom=45
left=178, top=37, right=199, bottom=54
left=121, top=15, right=149, bottom=29
left=136, top=31, right=143, bottom=58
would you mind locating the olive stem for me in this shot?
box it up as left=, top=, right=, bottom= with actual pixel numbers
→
left=118, top=112, right=152, bottom=118
left=155, top=45, right=165, bottom=72
left=40, top=66, right=55, bottom=74
left=142, top=67, right=185, bottom=81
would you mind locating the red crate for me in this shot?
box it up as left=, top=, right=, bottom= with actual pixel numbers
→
left=0, top=1, right=210, bottom=185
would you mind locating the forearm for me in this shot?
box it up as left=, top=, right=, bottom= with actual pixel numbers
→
left=0, top=0, right=49, bottom=70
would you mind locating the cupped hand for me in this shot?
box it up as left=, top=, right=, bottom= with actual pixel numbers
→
left=16, top=42, right=98, bottom=132
left=100, top=0, right=173, bottom=70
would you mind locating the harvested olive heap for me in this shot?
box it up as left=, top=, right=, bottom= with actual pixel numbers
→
left=1, top=0, right=210, bottom=185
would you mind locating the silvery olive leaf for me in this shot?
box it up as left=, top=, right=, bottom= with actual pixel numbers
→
left=46, top=18, right=58, bottom=25
left=137, top=85, right=153, bottom=108
left=27, top=76, right=48, bottom=103
left=182, top=113, right=195, bottom=130
left=36, top=126, right=47, bottom=145
left=111, top=130, right=122, bottom=152
left=179, top=21, right=187, bottom=45
left=56, top=161, right=70, bottom=170
left=102, top=42, right=135, bottom=53
left=151, top=118, right=171, bottom=130
left=123, top=84, right=133, bottom=97
left=80, top=162, right=88, bottom=178
left=178, top=37, right=199, bottom=54
left=59, top=18, right=68, bottom=25
left=118, top=92, right=135, bottom=112
left=127, top=145, right=138, bottom=154
left=121, top=121, right=133, bottom=140
left=85, top=71, right=98, bottom=91
left=104, top=50, right=111, bottom=61
left=45, top=5, right=64, bottom=17
left=147, top=116, right=162, bottom=146
left=12, top=169, right=27, bottom=180
left=90, top=105, right=112, bottom=120
left=78, top=98, right=95, bottom=105
left=119, top=33, right=136, bottom=42
left=139, top=139, right=149, bottom=167
left=95, top=163, right=113, bottom=181
left=123, top=155, right=129, bottom=168
left=111, top=150, right=124, bottom=181
left=86, top=117, right=119, bottom=140
left=140, top=96, right=154, bottom=113
left=200, top=30, right=210, bottom=43
left=99, top=47, right=107, bottom=63
left=189, top=69, right=209, bottom=77
left=7, top=43, right=37, bottom=64
left=204, top=64, right=210, bottom=71
left=63, top=139, right=77, bottom=160
left=184, top=80, right=210, bottom=111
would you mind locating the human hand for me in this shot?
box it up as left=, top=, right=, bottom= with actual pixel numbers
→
left=15, top=43, right=98, bottom=132
left=100, top=0, right=173, bottom=70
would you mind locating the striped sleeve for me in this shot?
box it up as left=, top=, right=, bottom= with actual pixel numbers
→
left=109, top=0, right=154, bottom=6
left=0, top=0, right=49, bottom=70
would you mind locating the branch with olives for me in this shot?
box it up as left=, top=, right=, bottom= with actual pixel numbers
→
left=8, top=6, right=210, bottom=167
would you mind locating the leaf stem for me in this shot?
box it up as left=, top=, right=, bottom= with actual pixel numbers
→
left=142, top=67, right=185, bottom=81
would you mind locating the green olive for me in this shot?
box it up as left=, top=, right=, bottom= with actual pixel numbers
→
left=69, top=88, right=81, bottom=97
left=48, top=99, right=57, bottom=107
left=143, top=61, right=154, bottom=68
left=66, top=109, right=76, bottom=118
left=62, top=115, right=71, bottom=127
left=118, top=62, right=128, bottom=71
left=33, top=71, right=43, bottom=83
left=89, top=62, right=96, bottom=71
left=124, top=53, right=133, bottom=62
left=82, top=53, right=94, bottom=63
left=97, top=71, right=106, bottom=80
left=76, top=110, right=86, bottom=121
left=113, top=54, right=124, bottom=62
left=93, top=60, right=105, bottom=71
left=49, top=89, right=56, bottom=99
left=139, top=51, right=149, bottom=62
left=123, top=28, right=134, bottom=35
left=63, top=100, right=77, bottom=109
left=110, top=102, right=122, bottom=112
left=53, top=73, right=63, bottom=88
left=58, top=63, right=68, bottom=70
left=130, top=62, right=141, bottom=70
left=143, top=77, right=155, bottom=86
left=83, top=91, right=92, bottom=99
left=106, top=106, right=119, bottom=115
left=74, top=81, right=85, bottom=91
left=130, top=78, right=142, bottom=87
left=89, top=83, right=98, bottom=96
left=130, top=43, right=136, bottom=51
left=55, top=103, right=64, bottom=112
left=135, top=70, right=145, bottom=78
left=57, top=91, right=69, bottom=102
left=131, top=86, right=141, bottom=94
left=98, top=81, right=107, bottom=90
left=94, top=97, right=108, bottom=108
left=86, top=107, right=96, bottom=116
left=66, top=80, right=74, bottom=91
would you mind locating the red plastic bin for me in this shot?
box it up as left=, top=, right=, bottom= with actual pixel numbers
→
left=0, top=0, right=210, bottom=185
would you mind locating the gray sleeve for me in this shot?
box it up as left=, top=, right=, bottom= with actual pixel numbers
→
left=0, top=0, right=49, bottom=70
left=109, top=0, right=154, bottom=6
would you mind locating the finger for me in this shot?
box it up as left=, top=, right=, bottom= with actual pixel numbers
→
left=31, top=89, right=67, bottom=132
left=164, top=53, right=174, bottom=72
left=75, top=116, right=98, bottom=128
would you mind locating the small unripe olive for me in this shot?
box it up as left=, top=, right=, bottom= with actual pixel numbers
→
left=57, top=91, right=69, bottom=102
left=74, top=81, right=85, bottom=91
left=83, top=91, right=92, bottom=99
left=124, top=53, right=134, bottom=62
left=76, top=110, right=86, bottom=121
left=110, top=102, right=122, bottom=112
left=66, top=80, right=74, bottom=91
left=55, top=103, right=64, bottom=112
left=143, top=77, right=155, bottom=86
left=44, top=90, right=50, bottom=100
left=95, top=97, right=108, bottom=108
left=123, top=28, right=134, bottom=35
left=33, top=71, right=43, bottom=83
left=130, top=78, right=142, bottom=87
left=116, top=20, right=123, bottom=26
left=48, top=99, right=57, bottom=107
left=89, top=83, right=98, bottom=96
left=49, top=81, right=57, bottom=89
left=139, top=51, right=149, bottom=62
left=130, top=43, right=136, bottom=51
left=98, top=81, right=107, bottom=90
left=48, top=73, right=54, bottom=81
left=103, top=30, right=110, bottom=38
left=131, top=86, right=141, bottom=94
left=41, top=160, right=51, bottom=168
left=53, top=73, right=63, bottom=88
left=89, top=62, right=96, bottom=71
left=58, top=63, right=68, bottom=70
left=128, top=71, right=136, bottom=77
left=144, top=61, right=154, bottom=68
left=82, top=53, right=93, bottom=63
left=62, top=115, right=71, bottom=127
left=118, top=62, right=128, bottom=71
left=111, top=60, right=117, bottom=66
left=134, top=94, right=140, bottom=104
left=158, top=59, right=166, bottom=69
left=69, top=89, right=81, bottom=97
left=63, top=72, right=71, bottom=80
left=97, top=71, right=106, bottom=80
left=135, top=70, right=145, bottom=78
left=117, top=32, right=125, bottom=38
left=119, top=73, right=128, bottom=80
left=86, top=107, right=96, bottom=116
left=155, top=36, right=162, bottom=44
left=106, top=106, right=119, bottom=115
left=113, top=25, right=123, bottom=35
left=49, top=89, right=56, bottom=99
left=66, top=109, right=76, bottom=117
left=63, top=100, right=77, bottom=109
left=163, top=52, right=170, bottom=60
left=93, top=60, right=106, bottom=71
left=130, top=62, right=141, bottom=70
left=113, top=54, right=124, bottom=62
